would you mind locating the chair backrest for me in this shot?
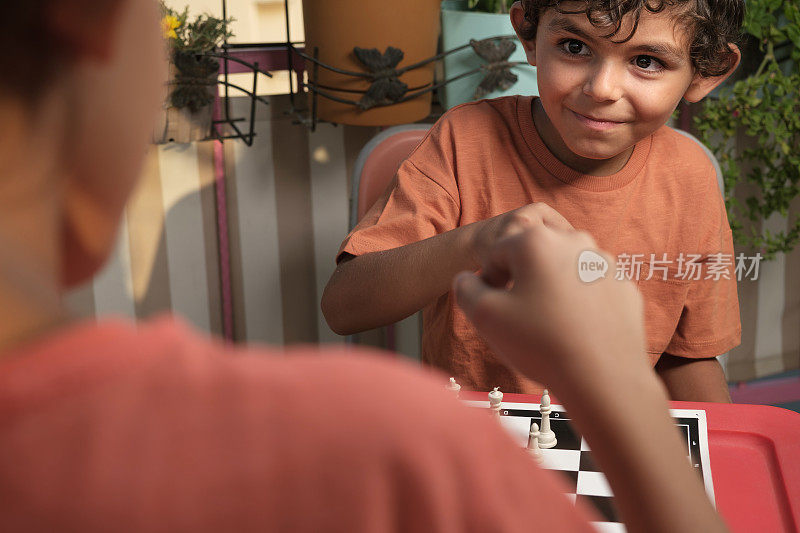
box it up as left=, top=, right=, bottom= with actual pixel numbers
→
left=674, top=128, right=725, bottom=196
left=350, top=124, right=432, bottom=229
left=674, top=128, right=730, bottom=369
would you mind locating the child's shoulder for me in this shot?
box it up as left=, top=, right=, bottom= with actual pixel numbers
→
left=437, top=95, right=523, bottom=129
left=650, top=125, right=716, bottom=171
left=648, top=125, right=723, bottom=196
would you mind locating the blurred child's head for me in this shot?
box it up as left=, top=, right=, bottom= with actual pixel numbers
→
left=0, top=0, right=167, bottom=286
left=510, top=0, right=743, bottom=164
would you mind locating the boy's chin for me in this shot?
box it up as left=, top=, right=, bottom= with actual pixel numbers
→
left=566, top=141, right=632, bottom=162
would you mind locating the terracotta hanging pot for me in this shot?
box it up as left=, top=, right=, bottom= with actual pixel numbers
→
left=302, top=0, right=441, bottom=126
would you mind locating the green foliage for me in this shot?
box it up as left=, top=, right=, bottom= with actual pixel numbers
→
left=694, top=0, right=800, bottom=259
left=160, top=2, right=234, bottom=54
left=467, top=0, right=516, bottom=14
left=170, top=51, right=220, bottom=112
left=159, top=2, right=234, bottom=111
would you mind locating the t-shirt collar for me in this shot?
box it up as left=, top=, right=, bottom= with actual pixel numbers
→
left=517, top=96, right=651, bottom=192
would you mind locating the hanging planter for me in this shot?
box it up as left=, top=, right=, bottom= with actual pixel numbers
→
left=301, top=0, right=441, bottom=126
left=153, top=2, right=233, bottom=144
left=440, top=0, right=538, bottom=109
left=154, top=51, right=219, bottom=144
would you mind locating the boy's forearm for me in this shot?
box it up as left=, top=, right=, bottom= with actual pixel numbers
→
left=655, top=354, right=731, bottom=403
left=321, top=225, right=480, bottom=335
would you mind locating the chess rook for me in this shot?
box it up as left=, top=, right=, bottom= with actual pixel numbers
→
left=538, top=389, right=557, bottom=448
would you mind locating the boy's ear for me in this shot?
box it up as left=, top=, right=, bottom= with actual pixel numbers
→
left=683, top=44, right=742, bottom=103
left=510, top=1, right=537, bottom=66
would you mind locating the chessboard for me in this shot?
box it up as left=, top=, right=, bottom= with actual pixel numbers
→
left=466, top=399, right=715, bottom=533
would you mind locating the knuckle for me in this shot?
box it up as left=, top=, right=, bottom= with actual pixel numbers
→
left=508, top=212, right=530, bottom=225
left=576, top=230, right=597, bottom=248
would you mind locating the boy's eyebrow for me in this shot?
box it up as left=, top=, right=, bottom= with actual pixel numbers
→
left=547, top=17, right=687, bottom=63
left=629, top=43, right=687, bottom=64
left=547, top=17, right=597, bottom=42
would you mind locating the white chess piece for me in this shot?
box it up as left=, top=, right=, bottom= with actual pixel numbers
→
left=446, top=377, right=461, bottom=398
left=538, top=389, right=557, bottom=449
left=528, top=422, right=544, bottom=463
left=488, top=387, right=503, bottom=417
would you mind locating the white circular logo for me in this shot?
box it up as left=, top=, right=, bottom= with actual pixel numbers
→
left=577, top=250, right=608, bottom=283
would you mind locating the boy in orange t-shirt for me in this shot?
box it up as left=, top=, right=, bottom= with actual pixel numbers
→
left=323, top=0, right=744, bottom=400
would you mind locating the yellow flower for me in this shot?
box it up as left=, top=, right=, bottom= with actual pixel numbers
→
left=161, top=15, right=180, bottom=39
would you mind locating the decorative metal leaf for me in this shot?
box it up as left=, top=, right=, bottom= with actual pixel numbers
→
left=474, top=67, right=518, bottom=99
left=352, top=46, right=408, bottom=109
left=359, top=78, right=408, bottom=110
left=353, top=46, right=405, bottom=72
left=470, top=38, right=516, bottom=62
left=470, top=38, right=520, bottom=99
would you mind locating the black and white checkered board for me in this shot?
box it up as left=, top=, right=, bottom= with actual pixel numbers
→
left=468, top=401, right=714, bottom=533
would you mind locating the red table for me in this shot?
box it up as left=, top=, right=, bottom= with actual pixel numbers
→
left=462, top=392, right=800, bottom=532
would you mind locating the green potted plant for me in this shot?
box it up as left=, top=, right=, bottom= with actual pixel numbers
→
left=154, top=2, right=233, bottom=144
left=693, top=0, right=800, bottom=259
left=440, top=0, right=538, bottom=109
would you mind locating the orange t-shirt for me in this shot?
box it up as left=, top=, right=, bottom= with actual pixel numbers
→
left=0, top=316, right=596, bottom=532
left=339, top=95, right=741, bottom=394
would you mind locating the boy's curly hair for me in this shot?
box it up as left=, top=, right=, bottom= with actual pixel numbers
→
left=518, top=0, right=744, bottom=77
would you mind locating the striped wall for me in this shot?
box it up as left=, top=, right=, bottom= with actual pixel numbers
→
left=64, top=94, right=800, bottom=382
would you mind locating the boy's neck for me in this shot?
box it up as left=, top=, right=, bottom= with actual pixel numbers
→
left=532, top=98, right=634, bottom=177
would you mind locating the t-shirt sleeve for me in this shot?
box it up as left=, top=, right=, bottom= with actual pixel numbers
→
left=665, top=167, right=742, bottom=358
left=337, top=121, right=461, bottom=263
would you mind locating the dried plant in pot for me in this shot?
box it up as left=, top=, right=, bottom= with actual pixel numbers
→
left=153, top=3, right=233, bottom=144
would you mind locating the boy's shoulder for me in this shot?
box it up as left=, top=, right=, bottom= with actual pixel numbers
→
left=650, top=125, right=717, bottom=171
left=437, top=95, right=523, bottom=130
left=647, top=125, right=721, bottom=191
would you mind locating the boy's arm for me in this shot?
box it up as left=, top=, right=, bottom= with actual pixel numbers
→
left=454, top=226, right=727, bottom=533
left=656, top=353, right=731, bottom=402
left=323, top=226, right=476, bottom=335
left=322, top=202, right=572, bottom=335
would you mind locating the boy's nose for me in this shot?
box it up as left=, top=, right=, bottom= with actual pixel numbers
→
left=582, top=62, right=623, bottom=102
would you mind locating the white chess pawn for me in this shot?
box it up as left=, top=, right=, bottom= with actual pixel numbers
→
left=488, top=387, right=503, bottom=417
left=527, top=422, right=544, bottom=463
left=538, top=389, right=557, bottom=449
left=446, top=377, right=461, bottom=398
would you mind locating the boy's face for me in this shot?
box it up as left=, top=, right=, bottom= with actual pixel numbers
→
left=517, top=2, right=718, bottom=163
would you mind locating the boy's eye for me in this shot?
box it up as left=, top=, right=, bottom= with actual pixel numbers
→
left=560, top=39, right=588, bottom=55
left=634, top=55, right=664, bottom=72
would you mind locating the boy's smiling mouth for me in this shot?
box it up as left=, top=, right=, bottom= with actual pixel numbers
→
left=570, top=109, right=628, bottom=131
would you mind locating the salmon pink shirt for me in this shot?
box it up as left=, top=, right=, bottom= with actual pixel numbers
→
left=0, top=316, right=595, bottom=532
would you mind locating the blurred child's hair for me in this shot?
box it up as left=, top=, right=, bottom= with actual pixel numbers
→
left=519, top=0, right=744, bottom=77
left=0, top=0, right=122, bottom=100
